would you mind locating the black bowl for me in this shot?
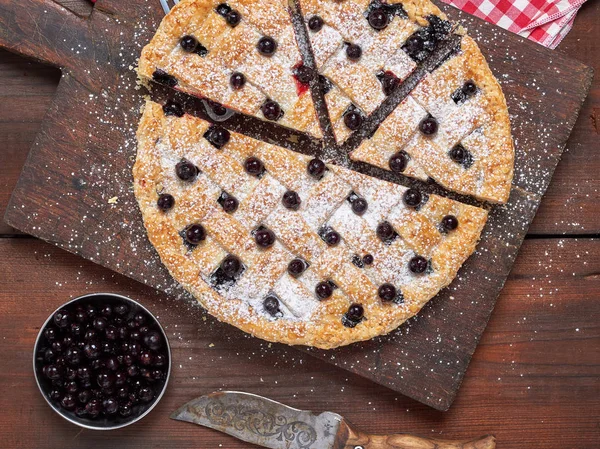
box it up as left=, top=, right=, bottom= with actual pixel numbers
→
left=33, top=293, right=171, bottom=430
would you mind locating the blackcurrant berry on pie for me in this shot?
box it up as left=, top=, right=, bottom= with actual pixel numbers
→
left=152, top=69, right=178, bottom=87
left=343, top=109, right=363, bottom=130
left=441, top=215, right=459, bottom=232
left=294, top=64, right=313, bottom=85
left=176, top=159, right=199, bottom=182
left=463, top=80, right=477, bottom=95
left=263, top=296, right=281, bottom=316
left=449, top=144, right=474, bottom=169
left=378, top=283, right=397, bottom=302
left=346, top=304, right=364, bottom=321
left=230, top=72, right=246, bottom=89
left=261, top=100, right=283, bottom=121
left=351, top=197, right=368, bottom=215
left=180, top=35, right=198, bottom=52
left=257, top=36, right=277, bottom=56
left=315, top=281, right=334, bottom=300
left=409, top=255, right=429, bottom=273
left=402, top=34, right=425, bottom=61
left=307, top=158, right=326, bottom=179
left=244, top=156, right=265, bottom=176
left=255, top=227, right=275, bottom=248
left=346, top=43, right=362, bottom=61
left=389, top=151, right=409, bottom=173
left=288, top=258, right=307, bottom=277
left=308, top=15, right=324, bottom=32
left=368, top=8, right=389, bottom=30
left=324, top=230, right=341, bottom=246
left=221, top=255, right=242, bottom=277
left=219, top=193, right=239, bottom=213
left=282, top=190, right=301, bottom=210
left=362, top=254, right=374, bottom=265
left=403, top=188, right=422, bottom=208
left=225, top=10, right=241, bottom=27
left=376, top=221, right=395, bottom=242
left=419, top=116, right=438, bottom=135
left=379, top=71, right=399, bottom=96
left=184, top=224, right=206, bottom=245
left=204, top=125, right=230, bottom=149
left=157, top=193, right=175, bottom=211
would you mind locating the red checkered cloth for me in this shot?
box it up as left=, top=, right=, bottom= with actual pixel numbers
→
left=441, top=0, right=588, bottom=48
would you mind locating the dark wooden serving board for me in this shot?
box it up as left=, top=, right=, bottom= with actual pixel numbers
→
left=1, top=0, right=592, bottom=410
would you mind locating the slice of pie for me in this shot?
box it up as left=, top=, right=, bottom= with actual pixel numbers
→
left=135, top=0, right=512, bottom=348
left=134, top=101, right=487, bottom=348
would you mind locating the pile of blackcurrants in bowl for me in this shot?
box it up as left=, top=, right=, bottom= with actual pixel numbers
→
left=34, top=294, right=171, bottom=429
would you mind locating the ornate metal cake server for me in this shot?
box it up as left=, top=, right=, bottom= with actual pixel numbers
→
left=171, top=391, right=496, bottom=449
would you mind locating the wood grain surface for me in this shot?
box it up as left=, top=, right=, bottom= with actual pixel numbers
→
left=0, top=238, right=597, bottom=448
left=0, top=0, right=594, bottom=410
left=0, top=0, right=598, bottom=444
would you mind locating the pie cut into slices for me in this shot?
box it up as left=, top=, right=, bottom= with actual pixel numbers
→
left=135, top=0, right=513, bottom=348
left=134, top=101, right=487, bottom=348
left=138, top=0, right=514, bottom=203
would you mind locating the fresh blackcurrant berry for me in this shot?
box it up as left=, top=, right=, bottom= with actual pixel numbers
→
left=376, top=221, right=395, bottom=241
left=315, top=281, right=334, bottom=300
left=378, top=283, right=397, bottom=302
left=257, top=36, right=277, bottom=56
left=403, top=189, right=422, bottom=208
left=307, top=158, right=326, bottom=179
left=255, top=228, right=275, bottom=248
left=344, top=110, right=363, bottom=130
left=346, top=43, right=362, bottom=60
left=180, top=35, right=198, bottom=52
left=287, top=258, right=306, bottom=277
left=409, top=255, right=428, bottom=274
left=282, top=190, right=301, bottom=210
left=184, top=224, right=206, bottom=245
left=176, top=159, right=199, bottom=182
left=244, top=157, right=265, bottom=176
left=262, top=100, right=282, bottom=121
left=368, top=8, right=389, bottom=30
left=389, top=151, right=409, bottom=173
left=441, top=215, right=459, bottom=232
left=419, top=116, right=438, bottom=135
left=157, top=193, right=175, bottom=211
left=230, top=72, right=246, bottom=89
left=308, top=15, right=324, bottom=32
left=351, top=197, right=368, bottom=215
left=263, top=296, right=281, bottom=317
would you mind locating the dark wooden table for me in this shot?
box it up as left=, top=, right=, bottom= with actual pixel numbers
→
left=0, top=1, right=598, bottom=448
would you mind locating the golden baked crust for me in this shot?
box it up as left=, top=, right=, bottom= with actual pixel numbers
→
left=139, top=0, right=513, bottom=203
left=134, top=101, right=487, bottom=348
left=138, top=0, right=322, bottom=137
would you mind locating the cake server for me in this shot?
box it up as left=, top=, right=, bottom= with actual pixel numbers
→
left=171, top=391, right=496, bottom=449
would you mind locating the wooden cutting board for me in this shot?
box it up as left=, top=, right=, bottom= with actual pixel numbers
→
left=1, top=0, right=591, bottom=410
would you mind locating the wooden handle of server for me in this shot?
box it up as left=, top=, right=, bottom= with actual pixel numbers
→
left=336, top=419, right=496, bottom=449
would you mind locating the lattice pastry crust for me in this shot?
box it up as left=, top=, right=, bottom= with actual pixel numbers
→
left=138, top=0, right=514, bottom=203
left=134, top=101, right=487, bottom=348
